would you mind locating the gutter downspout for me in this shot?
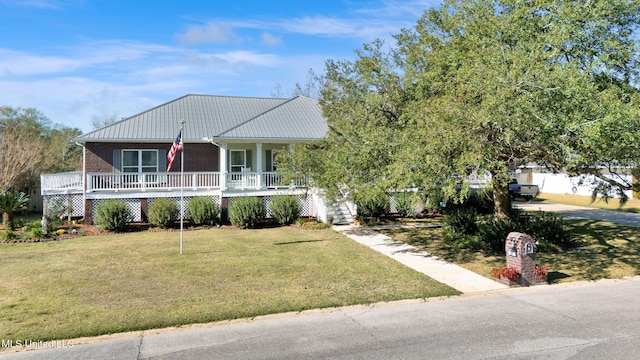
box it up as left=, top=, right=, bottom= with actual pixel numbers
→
left=75, top=141, right=87, bottom=222
left=206, top=138, right=227, bottom=191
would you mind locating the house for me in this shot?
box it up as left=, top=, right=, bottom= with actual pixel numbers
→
left=40, top=94, right=355, bottom=224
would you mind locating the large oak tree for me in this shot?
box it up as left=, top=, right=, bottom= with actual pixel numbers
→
left=285, top=0, right=640, bottom=217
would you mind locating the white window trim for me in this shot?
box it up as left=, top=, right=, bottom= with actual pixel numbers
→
left=122, top=149, right=159, bottom=173
left=271, top=149, right=282, bottom=172
left=230, top=149, right=246, bottom=173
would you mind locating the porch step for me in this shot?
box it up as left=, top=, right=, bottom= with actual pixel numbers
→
left=330, top=202, right=354, bottom=225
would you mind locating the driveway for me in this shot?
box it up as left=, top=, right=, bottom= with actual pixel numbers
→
left=513, top=201, right=640, bottom=227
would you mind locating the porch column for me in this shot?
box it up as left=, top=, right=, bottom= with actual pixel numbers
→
left=256, top=143, right=263, bottom=189
left=219, top=143, right=228, bottom=190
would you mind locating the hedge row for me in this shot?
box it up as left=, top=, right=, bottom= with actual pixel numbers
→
left=93, top=196, right=301, bottom=231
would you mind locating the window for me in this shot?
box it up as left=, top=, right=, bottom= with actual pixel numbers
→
left=271, top=150, right=281, bottom=171
left=230, top=150, right=246, bottom=173
left=122, top=150, right=158, bottom=173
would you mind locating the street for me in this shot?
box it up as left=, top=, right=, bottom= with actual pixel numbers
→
left=2, top=276, right=639, bottom=360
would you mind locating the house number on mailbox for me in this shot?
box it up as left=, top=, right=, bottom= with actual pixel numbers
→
left=525, top=243, right=534, bottom=255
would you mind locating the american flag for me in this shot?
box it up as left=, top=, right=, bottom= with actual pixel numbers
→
left=166, top=129, right=183, bottom=172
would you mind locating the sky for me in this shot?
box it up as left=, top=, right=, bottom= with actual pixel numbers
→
left=0, top=0, right=441, bottom=133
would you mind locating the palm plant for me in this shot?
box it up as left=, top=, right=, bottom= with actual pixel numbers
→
left=0, top=191, right=29, bottom=228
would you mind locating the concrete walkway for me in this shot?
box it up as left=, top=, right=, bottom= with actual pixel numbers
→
left=335, top=202, right=640, bottom=295
left=333, top=224, right=508, bottom=294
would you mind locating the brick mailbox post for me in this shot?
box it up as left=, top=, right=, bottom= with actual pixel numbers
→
left=505, top=232, right=537, bottom=286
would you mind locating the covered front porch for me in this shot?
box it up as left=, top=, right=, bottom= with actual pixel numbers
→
left=41, top=171, right=307, bottom=195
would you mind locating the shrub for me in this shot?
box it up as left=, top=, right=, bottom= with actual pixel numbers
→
left=443, top=207, right=478, bottom=236
left=393, top=192, right=413, bottom=218
left=187, top=196, right=219, bottom=225
left=12, top=217, right=26, bottom=229
left=442, top=208, right=485, bottom=250
left=424, top=189, right=447, bottom=213
left=354, top=189, right=388, bottom=219
left=148, top=198, right=178, bottom=228
left=28, top=227, right=44, bottom=240
left=45, top=217, right=61, bottom=235
left=94, top=199, right=132, bottom=232
left=270, top=195, right=300, bottom=225
left=476, top=215, right=519, bottom=253
left=0, top=191, right=29, bottom=228
left=0, top=229, right=19, bottom=242
left=523, top=211, right=572, bottom=248
left=229, top=197, right=265, bottom=228
left=443, top=206, right=571, bottom=254
left=463, top=188, right=494, bottom=214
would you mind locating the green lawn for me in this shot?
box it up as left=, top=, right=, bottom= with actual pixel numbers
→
left=0, top=227, right=458, bottom=342
left=380, top=219, right=640, bottom=284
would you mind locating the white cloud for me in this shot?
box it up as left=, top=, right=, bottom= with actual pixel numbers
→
left=173, top=1, right=434, bottom=48
left=0, top=0, right=441, bottom=133
left=0, top=76, right=191, bottom=131
left=281, top=16, right=360, bottom=37
left=216, top=50, right=280, bottom=67
left=175, top=22, right=244, bottom=45
left=0, top=41, right=287, bottom=132
left=0, top=41, right=176, bottom=77
left=261, top=32, right=282, bottom=47
left=129, top=49, right=282, bottom=83
left=353, top=0, right=437, bottom=18
left=0, top=49, right=79, bottom=76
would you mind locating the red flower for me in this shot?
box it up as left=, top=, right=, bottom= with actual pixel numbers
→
left=535, top=265, right=549, bottom=280
left=492, top=266, right=521, bottom=281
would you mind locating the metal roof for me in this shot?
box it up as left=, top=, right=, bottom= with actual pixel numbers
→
left=75, top=94, right=328, bottom=143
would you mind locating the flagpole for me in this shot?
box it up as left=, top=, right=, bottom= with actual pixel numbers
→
left=179, top=119, right=185, bottom=255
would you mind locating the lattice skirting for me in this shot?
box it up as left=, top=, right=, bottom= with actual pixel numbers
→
left=86, top=195, right=315, bottom=224
left=92, top=198, right=142, bottom=223
left=149, top=196, right=222, bottom=220
left=388, top=194, right=398, bottom=213
left=44, top=194, right=84, bottom=218
left=228, top=194, right=313, bottom=220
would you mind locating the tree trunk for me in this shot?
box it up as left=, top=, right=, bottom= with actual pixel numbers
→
left=493, top=180, right=512, bottom=218
left=2, top=211, right=11, bottom=228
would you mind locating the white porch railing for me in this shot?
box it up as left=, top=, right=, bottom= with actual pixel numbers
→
left=87, top=172, right=220, bottom=192
left=41, top=171, right=83, bottom=194
left=226, top=172, right=308, bottom=190
left=227, top=172, right=260, bottom=189
left=261, top=172, right=307, bottom=188
left=42, top=171, right=309, bottom=193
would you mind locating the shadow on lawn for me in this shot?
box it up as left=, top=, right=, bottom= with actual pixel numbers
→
left=547, top=271, right=571, bottom=283
left=382, top=219, right=640, bottom=283
left=381, top=227, right=481, bottom=264
left=274, top=239, right=327, bottom=245
left=539, top=220, right=640, bottom=282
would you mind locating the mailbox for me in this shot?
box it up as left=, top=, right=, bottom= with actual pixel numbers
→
left=525, top=242, right=535, bottom=255
left=505, top=232, right=537, bottom=286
